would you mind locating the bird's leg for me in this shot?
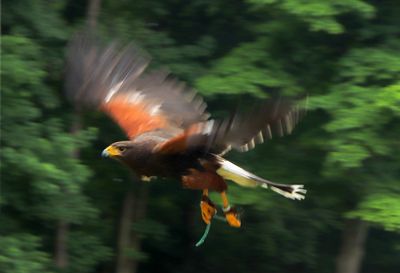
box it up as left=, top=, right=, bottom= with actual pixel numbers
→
left=221, top=191, right=241, bottom=228
left=200, top=189, right=216, bottom=225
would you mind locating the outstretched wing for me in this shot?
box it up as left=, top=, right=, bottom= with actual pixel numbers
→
left=154, top=96, right=307, bottom=155
left=208, top=96, right=308, bottom=153
left=65, top=31, right=208, bottom=139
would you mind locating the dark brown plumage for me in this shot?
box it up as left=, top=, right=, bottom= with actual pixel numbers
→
left=65, top=31, right=307, bottom=227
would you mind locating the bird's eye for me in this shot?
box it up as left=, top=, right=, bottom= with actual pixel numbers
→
left=118, top=147, right=126, bottom=152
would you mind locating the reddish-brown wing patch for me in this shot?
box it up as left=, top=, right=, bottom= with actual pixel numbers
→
left=100, top=94, right=168, bottom=139
left=153, top=132, right=188, bottom=154
left=65, top=32, right=210, bottom=140
left=153, top=123, right=205, bottom=153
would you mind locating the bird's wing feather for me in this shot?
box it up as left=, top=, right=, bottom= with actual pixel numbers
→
left=65, top=31, right=208, bottom=139
left=154, top=97, right=307, bottom=154
left=209, top=96, right=308, bottom=153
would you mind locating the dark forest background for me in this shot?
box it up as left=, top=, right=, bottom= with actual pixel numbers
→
left=1, top=1, right=400, bottom=273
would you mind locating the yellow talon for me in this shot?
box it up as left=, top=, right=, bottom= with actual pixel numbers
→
left=200, top=189, right=216, bottom=225
left=224, top=209, right=241, bottom=228
left=220, top=191, right=241, bottom=227
left=200, top=200, right=216, bottom=224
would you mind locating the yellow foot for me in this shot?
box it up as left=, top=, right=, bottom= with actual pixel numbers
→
left=200, top=196, right=216, bottom=225
left=224, top=208, right=241, bottom=228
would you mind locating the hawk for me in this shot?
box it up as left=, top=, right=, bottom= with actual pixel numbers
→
left=65, top=32, right=307, bottom=228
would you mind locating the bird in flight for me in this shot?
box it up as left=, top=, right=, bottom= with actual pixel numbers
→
left=65, top=31, right=307, bottom=228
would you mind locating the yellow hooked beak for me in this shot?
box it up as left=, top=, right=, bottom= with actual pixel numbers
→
left=101, top=145, right=121, bottom=158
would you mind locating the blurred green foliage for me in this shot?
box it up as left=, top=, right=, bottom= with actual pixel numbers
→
left=0, top=234, right=53, bottom=273
left=1, top=0, right=399, bottom=273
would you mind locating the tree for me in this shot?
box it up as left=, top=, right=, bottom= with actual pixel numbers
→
left=1, top=2, right=111, bottom=272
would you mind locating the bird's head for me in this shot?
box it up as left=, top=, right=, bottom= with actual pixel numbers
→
left=101, top=141, right=134, bottom=159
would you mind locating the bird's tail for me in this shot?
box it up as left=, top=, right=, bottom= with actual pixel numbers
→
left=216, top=157, right=306, bottom=200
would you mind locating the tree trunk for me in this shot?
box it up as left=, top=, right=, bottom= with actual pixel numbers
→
left=55, top=220, right=69, bottom=268
left=335, top=218, right=369, bottom=273
left=87, top=0, right=101, bottom=28
left=54, top=114, right=81, bottom=268
left=54, top=0, right=102, bottom=267
left=116, top=180, right=149, bottom=273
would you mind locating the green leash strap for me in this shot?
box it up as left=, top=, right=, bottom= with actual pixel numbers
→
left=195, top=214, right=227, bottom=247
left=195, top=222, right=211, bottom=247
left=214, top=215, right=227, bottom=222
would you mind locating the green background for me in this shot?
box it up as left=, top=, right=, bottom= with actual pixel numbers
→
left=1, top=1, right=399, bottom=273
